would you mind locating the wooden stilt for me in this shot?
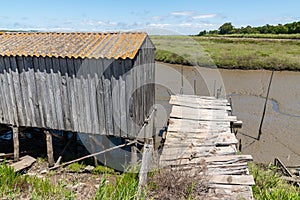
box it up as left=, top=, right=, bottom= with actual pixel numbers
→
left=45, top=130, right=54, bottom=166
left=12, top=126, right=19, bottom=162
left=50, top=141, right=137, bottom=170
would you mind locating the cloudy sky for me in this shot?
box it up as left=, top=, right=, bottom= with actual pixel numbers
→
left=1, top=0, right=300, bottom=35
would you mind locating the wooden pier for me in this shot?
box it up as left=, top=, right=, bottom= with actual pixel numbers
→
left=160, top=94, right=255, bottom=199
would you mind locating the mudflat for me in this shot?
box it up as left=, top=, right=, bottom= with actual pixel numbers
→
left=155, top=62, right=300, bottom=166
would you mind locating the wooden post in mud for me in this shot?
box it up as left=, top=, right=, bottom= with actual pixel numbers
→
left=258, top=70, right=274, bottom=140
left=45, top=130, right=54, bottom=166
left=12, top=126, right=19, bottom=162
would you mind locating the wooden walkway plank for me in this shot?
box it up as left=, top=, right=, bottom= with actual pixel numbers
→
left=159, top=94, right=254, bottom=199
left=209, top=175, right=255, bottom=185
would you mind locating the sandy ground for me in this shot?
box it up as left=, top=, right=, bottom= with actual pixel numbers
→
left=155, top=62, right=300, bottom=166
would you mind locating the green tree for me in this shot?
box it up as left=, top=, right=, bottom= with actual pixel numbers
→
left=198, top=30, right=207, bottom=36
left=219, top=22, right=235, bottom=34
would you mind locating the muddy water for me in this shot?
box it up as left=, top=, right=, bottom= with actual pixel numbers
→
left=155, top=62, right=300, bottom=166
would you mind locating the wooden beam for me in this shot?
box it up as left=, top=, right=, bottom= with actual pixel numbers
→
left=50, top=140, right=137, bottom=170
left=45, top=130, right=54, bottom=166
left=12, top=126, right=19, bottom=162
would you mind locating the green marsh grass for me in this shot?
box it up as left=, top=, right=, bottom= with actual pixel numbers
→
left=151, top=35, right=300, bottom=70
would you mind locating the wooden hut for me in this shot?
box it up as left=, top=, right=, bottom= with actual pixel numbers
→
left=0, top=32, right=155, bottom=141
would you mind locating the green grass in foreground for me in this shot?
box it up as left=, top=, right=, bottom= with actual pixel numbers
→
left=250, top=163, right=300, bottom=200
left=151, top=35, right=300, bottom=70
left=0, top=162, right=73, bottom=199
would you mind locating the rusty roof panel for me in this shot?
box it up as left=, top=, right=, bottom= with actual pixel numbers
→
left=0, top=32, right=149, bottom=59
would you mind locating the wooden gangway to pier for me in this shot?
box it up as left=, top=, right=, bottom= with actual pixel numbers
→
left=160, top=94, right=255, bottom=199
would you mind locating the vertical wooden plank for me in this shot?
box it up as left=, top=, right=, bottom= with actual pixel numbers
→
left=23, top=57, right=41, bottom=127
left=12, top=126, right=19, bottom=162
left=38, top=57, right=52, bottom=128
left=131, top=58, right=138, bottom=137
left=10, top=57, right=26, bottom=126
left=88, top=59, right=100, bottom=134
left=95, top=59, right=106, bottom=135
left=74, top=59, right=85, bottom=133
left=51, top=58, right=64, bottom=130
left=140, top=51, right=146, bottom=127
left=58, top=58, right=71, bottom=130
left=125, top=59, right=133, bottom=138
left=119, top=60, right=127, bottom=138
left=102, top=59, right=114, bottom=135
left=81, top=59, right=92, bottom=134
left=17, top=56, right=31, bottom=126
left=135, top=51, right=143, bottom=135
left=45, top=57, right=58, bottom=130
left=24, top=57, right=39, bottom=127
left=32, top=57, right=45, bottom=128
left=4, top=57, right=18, bottom=126
left=0, top=57, right=9, bottom=124
left=111, top=60, right=120, bottom=137
left=0, top=71, right=3, bottom=124
left=45, top=130, right=54, bottom=166
left=66, top=58, right=78, bottom=132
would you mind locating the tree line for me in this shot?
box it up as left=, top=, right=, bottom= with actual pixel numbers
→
left=198, top=21, right=300, bottom=35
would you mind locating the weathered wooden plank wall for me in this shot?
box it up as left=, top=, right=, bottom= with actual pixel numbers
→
left=0, top=38, right=155, bottom=139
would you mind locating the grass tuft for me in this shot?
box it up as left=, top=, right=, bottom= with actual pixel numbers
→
left=92, top=165, right=117, bottom=175
left=250, top=163, right=300, bottom=200
left=94, top=172, right=142, bottom=200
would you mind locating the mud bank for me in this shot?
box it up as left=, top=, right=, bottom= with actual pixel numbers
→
left=155, top=62, right=300, bottom=166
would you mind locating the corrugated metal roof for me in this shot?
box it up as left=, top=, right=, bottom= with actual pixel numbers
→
left=0, top=32, right=149, bottom=59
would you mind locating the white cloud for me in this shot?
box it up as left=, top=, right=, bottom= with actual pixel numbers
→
left=150, top=16, right=165, bottom=21
left=148, top=23, right=171, bottom=28
left=170, top=11, right=195, bottom=16
left=192, top=14, right=216, bottom=19
left=177, top=23, right=215, bottom=28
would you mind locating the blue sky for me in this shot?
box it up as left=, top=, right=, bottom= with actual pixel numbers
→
left=1, top=0, right=300, bottom=35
